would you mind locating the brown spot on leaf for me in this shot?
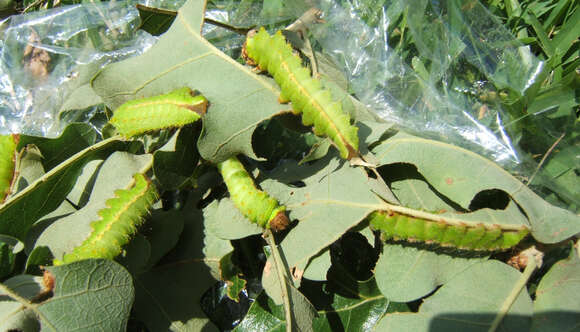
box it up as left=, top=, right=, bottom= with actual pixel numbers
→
left=263, top=260, right=272, bottom=277
left=445, top=177, right=453, bottom=185
left=291, top=267, right=304, bottom=281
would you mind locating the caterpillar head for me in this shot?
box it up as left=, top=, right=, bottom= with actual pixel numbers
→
left=270, top=210, right=290, bottom=232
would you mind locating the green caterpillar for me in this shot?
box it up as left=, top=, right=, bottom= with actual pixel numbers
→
left=54, top=173, right=158, bottom=265
left=110, top=87, right=208, bottom=138
left=244, top=28, right=359, bottom=160
left=0, top=134, right=19, bottom=204
left=217, top=156, right=289, bottom=231
left=368, top=210, right=529, bottom=251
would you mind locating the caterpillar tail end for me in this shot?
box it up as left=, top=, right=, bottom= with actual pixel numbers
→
left=269, top=211, right=290, bottom=232
left=345, top=144, right=359, bottom=160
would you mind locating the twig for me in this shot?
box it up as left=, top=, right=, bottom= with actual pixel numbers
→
left=285, top=8, right=324, bottom=33
left=23, top=0, right=45, bottom=13
left=285, top=8, right=325, bottom=77
left=204, top=18, right=253, bottom=35
left=527, top=132, right=565, bottom=186
left=135, top=4, right=177, bottom=17
left=264, top=229, right=292, bottom=332
left=488, top=254, right=537, bottom=332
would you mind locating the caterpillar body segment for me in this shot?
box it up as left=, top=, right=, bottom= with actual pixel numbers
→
left=110, top=87, right=208, bottom=138
left=368, top=210, right=529, bottom=251
left=0, top=134, right=19, bottom=204
left=217, top=156, right=289, bottom=231
left=54, top=173, right=158, bottom=265
left=244, top=28, right=359, bottom=160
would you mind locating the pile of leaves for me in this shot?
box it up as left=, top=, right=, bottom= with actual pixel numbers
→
left=0, top=0, right=578, bottom=331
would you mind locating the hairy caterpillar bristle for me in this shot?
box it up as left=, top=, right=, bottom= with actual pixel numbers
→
left=0, top=134, right=19, bottom=204
left=244, top=28, right=359, bottom=160
left=54, top=173, right=158, bottom=265
left=369, top=210, right=529, bottom=251
left=217, top=156, right=289, bottom=231
left=110, top=87, right=208, bottom=138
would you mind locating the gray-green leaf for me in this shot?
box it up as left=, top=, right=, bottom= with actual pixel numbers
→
left=373, top=132, right=580, bottom=243
left=376, top=260, right=533, bottom=332
left=92, top=0, right=286, bottom=163
left=532, top=248, right=580, bottom=332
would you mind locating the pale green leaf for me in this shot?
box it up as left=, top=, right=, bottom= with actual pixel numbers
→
left=373, top=132, right=580, bottom=243
left=153, top=127, right=200, bottom=190
left=92, top=0, right=286, bottom=163
left=204, top=198, right=263, bottom=240
left=261, top=156, right=382, bottom=303
left=303, top=249, right=331, bottom=281
left=377, top=260, right=533, bottom=332
left=133, top=188, right=231, bottom=331
left=532, top=248, right=580, bottom=332
left=0, top=134, right=128, bottom=241
left=375, top=244, right=486, bottom=302
left=33, top=152, right=153, bottom=261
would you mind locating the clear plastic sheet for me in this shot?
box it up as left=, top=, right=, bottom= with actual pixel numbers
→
left=2, top=1, right=574, bottom=207
left=309, top=0, right=545, bottom=168
left=202, top=1, right=301, bottom=58
left=201, top=0, right=545, bottom=169
left=138, top=0, right=186, bottom=11
left=0, top=1, right=156, bottom=137
left=310, top=0, right=579, bottom=209
left=203, top=0, right=577, bottom=208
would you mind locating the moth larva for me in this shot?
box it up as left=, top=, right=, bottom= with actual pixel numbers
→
left=0, top=134, right=19, bottom=204
left=217, top=156, right=289, bottom=231
left=244, top=28, right=359, bottom=160
left=54, top=173, right=158, bottom=265
left=110, top=87, right=208, bottom=138
left=369, top=210, right=529, bottom=251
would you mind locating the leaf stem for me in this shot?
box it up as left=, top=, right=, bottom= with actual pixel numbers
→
left=264, top=229, right=292, bottom=332
left=488, top=254, right=537, bottom=332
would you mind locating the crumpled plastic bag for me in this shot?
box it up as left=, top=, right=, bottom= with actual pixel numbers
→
left=309, top=0, right=545, bottom=168
left=0, top=1, right=156, bottom=137
left=2, top=0, right=576, bottom=209
left=201, top=0, right=577, bottom=209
